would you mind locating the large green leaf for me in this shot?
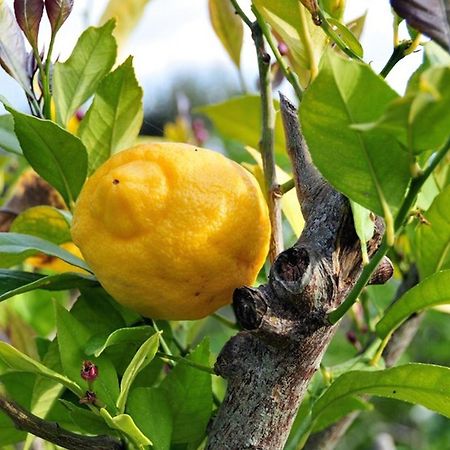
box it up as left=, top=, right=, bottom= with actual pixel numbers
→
left=376, top=270, right=450, bottom=339
left=209, top=0, right=243, bottom=67
left=55, top=302, right=120, bottom=411
left=197, top=95, right=288, bottom=167
left=79, top=57, right=143, bottom=174
left=5, top=107, right=88, bottom=208
left=10, top=206, right=72, bottom=244
left=53, top=20, right=117, bottom=126
left=99, top=0, right=152, bottom=49
left=252, top=0, right=328, bottom=86
left=0, top=232, right=90, bottom=270
left=0, top=341, right=83, bottom=396
left=313, top=364, right=450, bottom=423
left=116, top=332, right=160, bottom=413
left=0, top=269, right=97, bottom=302
left=128, top=387, right=173, bottom=450
left=415, top=185, right=450, bottom=278
left=355, top=66, right=450, bottom=154
left=160, top=339, right=212, bottom=444
left=300, top=50, right=411, bottom=218
left=0, top=114, right=21, bottom=155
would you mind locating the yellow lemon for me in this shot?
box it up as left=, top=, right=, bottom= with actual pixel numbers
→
left=71, top=143, right=270, bottom=320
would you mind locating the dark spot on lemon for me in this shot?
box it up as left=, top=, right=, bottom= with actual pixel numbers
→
left=113, top=179, right=120, bottom=185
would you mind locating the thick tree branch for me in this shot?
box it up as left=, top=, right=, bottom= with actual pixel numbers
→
left=0, top=395, right=124, bottom=450
left=206, top=96, right=390, bottom=450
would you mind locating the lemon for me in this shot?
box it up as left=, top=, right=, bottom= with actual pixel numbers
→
left=71, top=143, right=270, bottom=320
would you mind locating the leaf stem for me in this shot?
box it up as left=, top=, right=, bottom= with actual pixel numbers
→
left=229, top=0, right=253, bottom=28
left=43, top=31, right=57, bottom=119
left=212, top=313, right=239, bottom=330
left=251, top=5, right=303, bottom=100
left=156, top=352, right=216, bottom=375
left=379, top=40, right=415, bottom=78
left=328, top=137, right=450, bottom=324
left=280, top=178, right=295, bottom=194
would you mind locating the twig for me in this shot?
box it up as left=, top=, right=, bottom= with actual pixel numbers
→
left=156, top=352, right=216, bottom=375
left=380, top=39, right=418, bottom=78
left=0, top=395, right=123, bottom=450
left=252, top=5, right=303, bottom=100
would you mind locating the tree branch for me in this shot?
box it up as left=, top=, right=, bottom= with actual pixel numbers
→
left=206, top=96, right=391, bottom=450
left=0, top=395, right=124, bottom=450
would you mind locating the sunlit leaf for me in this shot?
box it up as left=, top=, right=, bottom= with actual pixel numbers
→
left=0, top=114, right=22, bottom=155
left=350, top=201, right=374, bottom=265
left=0, top=1, right=31, bottom=94
left=99, top=0, right=152, bottom=50
left=53, top=20, right=117, bottom=127
left=209, top=0, right=243, bottom=67
left=79, top=57, right=143, bottom=174
left=44, top=0, right=73, bottom=33
left=376, top=270, right=450, bottom=339
left=116, top=332, right=161, bottom=413
left=5, top=106, right=88, bottom=208
left=327, top=17, right=363, bottom=57
left=415, top=185, right=450, bottom=278
left=313, top=364, right=450, bottom=423
left=14, top=0, right=44, bottom=47
left=300, top=50, right=410, bottom=218
left=100, top=408, right=151, bottom=446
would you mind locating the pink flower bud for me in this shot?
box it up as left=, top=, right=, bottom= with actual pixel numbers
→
left=81, top=360, right=98, bottom=381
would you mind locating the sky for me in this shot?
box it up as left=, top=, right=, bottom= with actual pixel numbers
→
left=0, top=0, right=423, bottom=116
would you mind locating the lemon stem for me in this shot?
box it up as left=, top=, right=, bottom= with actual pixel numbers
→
left=156, top=352, right=216, bottom=375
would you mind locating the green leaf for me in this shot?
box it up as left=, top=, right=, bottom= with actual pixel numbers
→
left=376, top=270, right=450, bottom=339
left=0, top=232, right=90, bottom=271
left=116, top=332, right=161, bottom=413
left=0, top=2, right=31, bottom=94
left=53, top=20, right=117, bottom=126
left=313, top=364, right=450, bottom=423
left=355, top=66, right=450, bottom=154
left=196, top=95, right=289, bottom=167
left=79, top=57, right=143, bottom=174
left=300, top=50, right=410, bottom=217
left=0, top=114, right=22, bottom=155
left=208, top=0, right=243, bottom=67
left=350, top=201, right=375, bottom=265
left=5, top=107, right=88, bottom=207
left=312, top=396, right=372, bottom=433
left=327, top=17, right=364, bottom=58
left=0, top=341, right=83, bottom=396
left=11, top=206, right=72, bottom=244
left=128, top=387, right=173, bottom=450
left=415, top=185, right=450, bottom=278
left=99, top=0, right=152, bottom=49
left=0, top=269, right=97, bottom=302
left=252, top=0, right=328, bottom=86
left=85, top=325, right=155, bottom=357
left=100, top=408, right=151, bottom=447
left=55, top=302, right=120, bottom=411
left=160, top=339, right=212, bottom=444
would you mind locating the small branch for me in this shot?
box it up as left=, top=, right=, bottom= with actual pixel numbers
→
left=380, top=40, right=415, bottom=78
left=0, top=395, right=123, bottom=450
left=229, top=0, right=253, bottom=28
left=252, top=5, right=303, bottom=100
left=156, top=352, right=216, bottom=375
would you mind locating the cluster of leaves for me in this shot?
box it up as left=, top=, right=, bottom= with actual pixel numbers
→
left=0, top=0, right=449, bottom=449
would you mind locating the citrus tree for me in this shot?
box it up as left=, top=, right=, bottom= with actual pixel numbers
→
left=0, top=0, right=449, bottom=449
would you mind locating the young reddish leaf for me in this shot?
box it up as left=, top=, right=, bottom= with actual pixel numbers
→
left=391, top=0, right=450, bottom=52
left=0, top=1, right=31, bottom=94
left=44, top=0, right=73, bottom=33
left=13, top=0, right=44, bottom=47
